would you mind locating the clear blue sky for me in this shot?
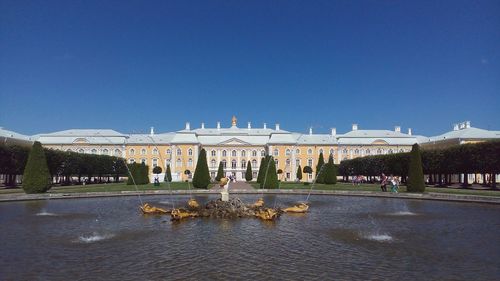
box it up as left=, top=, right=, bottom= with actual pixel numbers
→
left=1, top=0, right=499, bottom=136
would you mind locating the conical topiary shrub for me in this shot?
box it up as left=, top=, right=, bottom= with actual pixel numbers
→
left=245, top=160, right=253, bottom=182
left=22, top=141, right=51, bottom=193
left=261, top=156, right=279, bottom=189
left=407, top=143, right=425, bottom=192
left=193, top=149, right=210, bottom=189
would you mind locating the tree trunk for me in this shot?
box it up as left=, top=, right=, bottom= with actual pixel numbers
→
left=462, top=173, right=469, bottom=188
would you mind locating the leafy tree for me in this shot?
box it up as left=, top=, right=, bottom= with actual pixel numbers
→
left=193, top=149, right=210, bottom=188
left=164, top=164, right=172, bottom=182
left=407, top=144, right=425, bottom=192
left=296, top=165, right=302, bottom=181
left=22, top=141, right=51, bottom=193
left=316, top=152, right=325, bottom=183
left=152, top=166, right=162, bottom=175
left=277, top=169, right=283, bottom=174
left=303, top=166, right=313, bottom=181
left=245, top=160, right=253, bottom=182
left=215, top=161, right=224, bottom=181
left=261, top=156, right=279, bottom=189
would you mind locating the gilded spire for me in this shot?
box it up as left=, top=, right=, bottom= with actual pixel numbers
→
left=231, top=115, right=237, bottom=127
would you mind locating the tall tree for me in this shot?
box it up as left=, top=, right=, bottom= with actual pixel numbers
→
left=296, top=165, right=303, bottom=181
left=261, top=156, right=279, bottom=189
left=407, top=144, right=425, bottom=192
left=316, top=152, right=326, bottom=183
left=245, top=160, right=253, bottom=182
left=22, top=141, right=51, bottom=193
left=324, top=154, right=337, bottom=184
left=193, top=149, right=210, bottom=188
left=256, top=156, right=268, bottom=184
left=215, top=161, right=224, bottom=181
left=164, top=164, right=172, bottom=182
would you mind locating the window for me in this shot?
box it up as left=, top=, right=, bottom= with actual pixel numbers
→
left=103, top=149, right=109, bottom=155
left=241, top=150, right=246, bottom=157
left=114, top=149, right=121, bottom=156
left=308, top=159, right=313, bottom=167
left=141, top=159, right=146, bottom=164
left=308, top=174, right=313, bottom=180
left=285, top=149, right=291, bottom=156
left=261, top=150, right=265, bottom=157
left=91, top=149, right=97, bottom=154
left=141, top=148, right=146, bottom=155
left=296, top=159, right=300, bottom=166
left=252, top=150, right=257, bottom=157
left=241, top=160, right=246, bottom=168
left=275, top=159, right=279, bottom=167
left=388, top=149, right=393, bottom=154
left=319, top=149, right=323, bottom=154
left=231, top=160, right=237, bottom=168
left=354, top=149, right=359, bottom=155
left=343, top=149, right=348, bottom=154
left=211, top=159, right=216, bottom=168
left=166, top=149, right=171, bottom=155
left=165, top=159, right=171, bottom=167
left=222, top=150, right=227, bottom=157
left=377, top=149, right=383, bottom=155
left=222, top=160, right=227, bottom=168
left=188, top=158, right=193, bottom=167
left=273, top=149, right=279, bottom=156
left=286, top=172, right=290, bottom=179
left=177, top=148, right=182, bottom=156
left=153, top=148, right=158, bottom=155
left=188, top=148, right=193, bottom=156
left=211, top=150, right=216, bottom=157
left=366, top=149, right=371, bottom=155
left=399, top=149, right=404, bottom=153
left=130, top=149, right=135, bottom=156
left=129, top=159, right=135, bottom=164
left=253, top=172, right=257, bottom=178
left=307, top=149, right=313, bottom=155
left=153, top=158, right=158, bottom=167
left=66, top=149, right=72, bottom=152
left=177, top=159, right=182, bottom=167
left=296, top=149, right=300, bottom=154
left=232, top=150, right=237, bottom=157
left=78, top=149, right=84, bottom=154
left=286, top=159, right=291, bottom=166
left=211, top=172, right=216, bottom=178
left=252, top=159, right=257, bottom=168
left=329, top=149, right=334, bottom=155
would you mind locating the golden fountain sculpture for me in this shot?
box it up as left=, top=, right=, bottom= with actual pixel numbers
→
left=140, top=203, right=170, bottom=215
left=283, top=203, right=309, bottom=213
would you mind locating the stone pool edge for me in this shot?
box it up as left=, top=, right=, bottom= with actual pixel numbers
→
left=1, top=189, right=499, bottom=204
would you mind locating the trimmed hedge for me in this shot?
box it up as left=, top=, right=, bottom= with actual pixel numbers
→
left=22, top=141, right=51, bottom=193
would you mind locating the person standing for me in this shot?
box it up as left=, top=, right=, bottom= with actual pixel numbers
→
left=380, top=173, right=387, bottom=192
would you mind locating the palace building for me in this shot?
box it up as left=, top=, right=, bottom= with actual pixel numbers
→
left=1, top=118, right=499, bottom=182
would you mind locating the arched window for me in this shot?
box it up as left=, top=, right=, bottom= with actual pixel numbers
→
left=285, top=149, right=291, bottom=156
left=78, top=149, right=84, bottom=154
left=130, top=149, right=135, bottom=156
left=222, top=160, right=227, bottom=168
left=66, top=148, right=72, bottom=152
left=252, top=150, right=257, bottom=157
left=307, top=149, right=313, bottom=155
left=252, top=159, right=257, bottom=168
left=114, top=149, right=121, bottom=156
left=211, top=159, right=216, bottom=168
left=308, top=159, right=313, bottom=167
left=141, top=148, right=146, bottom=155
left=354, top=149, right=359, bottom=155
left=399, top=149, right=404, bottom=153
left=296, top=149, right=300, bottom=154
left=377, top=149, right=383, bottom=155
left=188, top=158, right=193, bottom=167
left=91, top=149, right=97, bottom=154
left=165, top=159, right=171, bottom=167
left=261, top=150, right=266, bottom=157
left=366, top=149, right=371, bottom=155
left=222, top=150, right=227, bottom=157
left=231, top=160, right=237, bottom=168
left=275, top=159, right=279, bottom=167
left=177, top=159, right=182, bottom=167
left=296, top=159, right=300, bottom=166
left=343, top=149, right=348, bottom=154
left=211, top=150, right=216, bottom=157
left=188, top=148, right=193, bottom=156
left=152, top=158, right=158, bottom=167
left=103, top=149, right=109, bottom=155
left=153, top=148, right=158, bottom=155
left=231, top=150, right=237, bottom=157
left=329, top=149, right=334, bottom=155
left=141, top=159, right=146, bottom=164
left=177, top=148, right=182, bottom=156
left=388, top=149, right=393, bottom=154
left=273, top=149, right=279, bottom=156
left=166, top=149, right=171, bottom=155
left=286, top=159, right=291, bottom=166
left=319, top=149, right=323, bottom=154
left=241, top=160, right=246, bottom=168
left=241, top=150, right=246, bottom=157
left=129, top=159, right=135, bottom=164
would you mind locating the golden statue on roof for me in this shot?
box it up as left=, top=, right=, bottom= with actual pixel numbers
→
left=231, top=115, right=237, bottom=126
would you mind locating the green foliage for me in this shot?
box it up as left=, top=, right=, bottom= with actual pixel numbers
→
left=215, top=161, right=224, bottom=181
left=324, top=154, right=337, bottom=184
left=303, top=166, right=312, bottom=174
left=22, top=141, right=52, bottom=193
left=164, top=164, right=172, bottom=182
left=296, top=165, right=303, bottom=181
left=277, top=169, right=283, bottom=174
left=260, top=156, right=279, bottom=189
left=316, top=152, right=326, bottom=183
left=245, top=160, right=253, bottom=182
left=127, top=162, right=149, bottom=185
left=256, top=156, right=268, bottom=184
left=152, top=166, right=162, bottom=175
left=407, top=144, right=425, bottom=192
left=193, top=149, right=210, bottom=189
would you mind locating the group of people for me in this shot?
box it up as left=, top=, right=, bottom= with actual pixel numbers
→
left=380, top=173, right=399, bottom=193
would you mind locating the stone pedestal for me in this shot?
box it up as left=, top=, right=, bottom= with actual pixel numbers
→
left=220, top=183, right=229, bottom=202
